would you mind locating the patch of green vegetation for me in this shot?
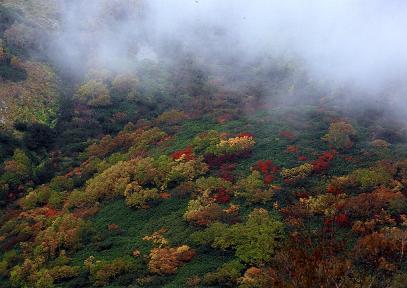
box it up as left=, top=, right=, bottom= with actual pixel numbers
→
left=70, top=197, right=234, bottom=287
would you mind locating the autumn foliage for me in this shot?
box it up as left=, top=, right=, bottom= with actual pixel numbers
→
left=312, top=150, right=336, bottom=173
left=143, top=229, right=196, bottom=275
left=0, top=29, right=406, bottom=288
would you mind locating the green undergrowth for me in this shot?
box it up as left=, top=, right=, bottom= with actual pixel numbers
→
left=70, top=198, right=234, bottom=287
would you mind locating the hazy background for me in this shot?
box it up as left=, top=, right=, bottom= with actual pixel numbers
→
left=49, top=0, right=407, bottom=114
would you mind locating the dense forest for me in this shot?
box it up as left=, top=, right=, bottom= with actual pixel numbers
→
left=0, top=1, right=406, bottom=287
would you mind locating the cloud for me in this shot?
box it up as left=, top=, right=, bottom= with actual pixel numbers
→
left=49, top=0, right=407, bottom=111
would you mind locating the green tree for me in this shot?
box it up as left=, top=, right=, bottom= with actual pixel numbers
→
left=193, top=208, right=284, bottom=265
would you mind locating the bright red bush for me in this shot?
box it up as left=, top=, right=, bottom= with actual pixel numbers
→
left=312, top=150, right=336, bottom=173
left=254, top=160, right=279, bottom=184
left=255, top=160, right=279, bottom=175
left=171, top=147, right=194, bottom=161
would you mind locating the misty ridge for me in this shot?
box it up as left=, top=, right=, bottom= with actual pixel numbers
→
left=2, top=2, right=407, bottom=287
left=39, top=0, right=407, bottom=121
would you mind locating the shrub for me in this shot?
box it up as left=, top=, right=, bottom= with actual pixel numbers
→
left=334, top=213, right=350, bottom=227
left=22, top=185, right=52, bottom=209
left=298, top=155, right=308, bottom=161
left=203, top=260, right=244, bottom=287
left=124, top=183, right=160, bottom=208
left=49, top=176, right=74, bottom=192
left=219, top=163, right=237, bottom=182
left=350, top=167, right=392, bottom=190
left=254, top=160, right=279, bottom=176
left=193, top=176, right=233, bottom=204
left=85, top=160, right=136, bottom=203
left=322, top=121, right=355, bottom=149
left=85, top=256, right=135, bottom=286
left=147, top=245, right=196, bottom=275
left=65, top=189, right=89, bottom=209
left=193, top=208, right=284, bottom=265
left=87, top=127, right=166, bottom=159
left=48, top=265, right=80, bottom=282
left=354, top=229, right=406, bottom=270
left=301, top=193, right=343, bottom=217
left=165, top=157, right=209, bottom=185
left=0, top=60, right=58, bottom=128
left=184, top=193, right=225, bottom=226
left=1, top=148, right=32, bottom=184
left=155, top=110, right=187, bottom=125
left=253, top=160, right=279, bottom=184
left=235, top=171, right=274, bottom=203
left=143, top=229, right=196, bottom=275
left=186, top=275, right=201, bottom=287
left=206, top=135, right=255, bottom=157
left=311, top=150, right=336, bottom=173
left=239, top=267, right=275, bottom=288
left=83, top=155, right=208, bottom=208
left=192, top=131, right=255, bottom=166
left=171, top=146, right=194, bottom=161
left=194, top=176, right=233, bottom=196
left=341, top=188, right=404, bottom=217
left=281, top=163, right=313, bottom=184
left=34, top=213, right=86, bottom=258
left=327, top=176, right=352, bottom=195
left=142, top=228, right=170, bottom=248
left=75, top=80, right=111, bottom=107
left=192, top=130, right=222, bottom=155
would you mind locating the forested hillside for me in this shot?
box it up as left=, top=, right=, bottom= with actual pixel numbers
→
left=0, top=1, right=406, bottom=287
